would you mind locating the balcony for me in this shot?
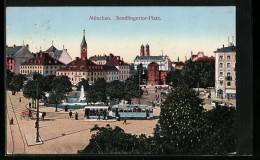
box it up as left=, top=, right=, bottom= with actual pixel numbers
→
left=225, top=76, right=232, bottom=80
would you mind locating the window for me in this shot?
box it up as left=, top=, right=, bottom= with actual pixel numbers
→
left=227, top=72, right=231, bottom=77
left=227, top=63, right=231, bottom=68
left=46, top=71, right=48, bottom=73
left=227, top=82, right=231, bottom=86
left=227, top=55, right=231, bottom=61
left=220, top=81, right=223, bottom=86
left=219, top=72, right=223, bottom=77
left=219, top=63, right=223, bottom=68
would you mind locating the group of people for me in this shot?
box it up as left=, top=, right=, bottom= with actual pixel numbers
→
left=69, top=111, right=78, bottom=120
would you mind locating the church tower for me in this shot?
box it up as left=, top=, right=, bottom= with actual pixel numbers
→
left=140, top=44, right=145, bottom=56
left=81, top=30, right=87, bottom=60
left=145, top=44, right=150, bottom=56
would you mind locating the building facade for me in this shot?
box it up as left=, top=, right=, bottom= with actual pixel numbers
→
left=20, top=52, right=65, bottom=76
left=6, top=44, right=34, bottom=74
left=214, top=44, right=236, bottom=99
left=89, top=53, right=120, bottom=65
left=56, top=57, right=106, bottom=85
left=147, top=62, right=160, bottom=85
left=103, top=65, right=120, bottom=82
left=105, top=56, right=130, bottom=82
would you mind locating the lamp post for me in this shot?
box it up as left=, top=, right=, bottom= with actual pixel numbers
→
left=139, top=69, right=141, bottom=105
left=36, top=81, right=40, bottom=142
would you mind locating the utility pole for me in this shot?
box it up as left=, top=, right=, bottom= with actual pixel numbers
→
left=139, top=69, right=141, bottom=105
left=36, top=81, right=40, bottom=142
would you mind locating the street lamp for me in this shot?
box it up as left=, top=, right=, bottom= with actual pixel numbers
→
left=36, top=81, right=40, bottom=143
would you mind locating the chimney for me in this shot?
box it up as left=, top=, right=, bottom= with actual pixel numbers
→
left=122, top=58, right=124, bottom=61
left=76, top=57, right=79, bottom=60
left=26, top=44, right=29, bottom=49
left=223, top=44, right=224, bottom=48
left=177, top=57, right=179, bottom=62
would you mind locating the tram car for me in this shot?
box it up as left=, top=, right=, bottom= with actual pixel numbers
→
left=111, top=104, right=153, bottom=119
left=84, top=106, right=109, bottom=119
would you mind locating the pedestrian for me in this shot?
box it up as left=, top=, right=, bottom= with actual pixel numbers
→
left=29, top=110, right=32, bottom=117
left=75, top=112, right=78, bottom=120
left=10, top=117, right=13, bottom=125
left=29, top=102, right=31, bottom=108
left=41, top=112, right=45, bottom=120
left=69, top=111, right=72, bottom=118
left=19, top=97, right=21, bottom=103
left=98, top=114, right=101, bottom=121
left=123, top=117, right=127, bottom=125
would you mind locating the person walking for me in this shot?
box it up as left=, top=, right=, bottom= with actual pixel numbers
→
left=29, top=102, right=31, bottom=108
left=75, top=112, right=78, bottom=120
left=123, top=117, right=127, bottom=125
left=19, top=97, right=21, bottom=103
left=69, top=111, right=72, bottom=118
left=10, top=117, right=13, bottom=125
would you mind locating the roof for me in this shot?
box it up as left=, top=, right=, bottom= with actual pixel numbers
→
left=103, top=65, right=119, bottom=71
left=196, top=56, right=215, bottom=62
left=53, top=50, right=63, bottom=58
left=21, top=53, right=65, bottom=66
left=13, top=46, right=33, bottom=58
left=57, top=58, right=105, bottom=72
left=89, top=55, right=109, bottom=61
left=81, top=36, right=87, bottom=46
left=214, top=45, right=236, bottom=53
left=6, top=46, right=23, bottom=57
left=46, top=45, right=58, bottom=52
left=105, top=57, right=128, bottom=66
left=134, top=56, right=166, bottom=61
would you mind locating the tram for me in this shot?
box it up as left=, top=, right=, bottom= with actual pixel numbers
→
left=111, top=104, right=153, bottom=119
left=84, top=106, right=109, bottom=119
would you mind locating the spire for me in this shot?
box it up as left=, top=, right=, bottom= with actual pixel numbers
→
left=52, top=40, right=53, bottom=46
left=81, top=29, right=87, bottom=46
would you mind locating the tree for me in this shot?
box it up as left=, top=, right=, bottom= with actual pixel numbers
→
left=200, top=105, right=236, bottom=154
left=157, top=84, right=205, bottom=154
left=9, top=74, right=27, bottom=93
left=41, top=75, right=56, bottom=92
left=77, top=78, right=89, bottom=91
left=166, top=69, right=183, bottom=87
left=48, top=91, right=65, bottom=112
left=106, top=80, right=124, bottom=101
left=124, top=78, right=143, bottom=104
left=78, top=125, right=157, bottom=154
left=134, top=64, right=147, bottom=84
left=23, top=80, right=44, bottom=108
left=51, top=75, right=72, bottom=94
left=6, top=69, right=15, bottom=90
left=87, top=78, right=107, bottom=103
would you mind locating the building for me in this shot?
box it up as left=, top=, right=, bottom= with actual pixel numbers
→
left=56, top=57, right=106, bottom=85
left=190, top=51, right=205, bottom=61
left=103, top=65, right=119, bottom=82
left=6, top=44, right=34, bottom=74
left=45, top=43, right=73, bottom=64
left=147, top=62, right=160, bottom=85
left=214, top=43, right=236, bottom=99
left=134, top=44, right=172, bottom=85
left=89, top=53, right=120, bottom=65
left=175, top=61, right=185, bottom=70
left=105, top=55, right=130, bottom=82
left=20, top=52, right=65, bottom=76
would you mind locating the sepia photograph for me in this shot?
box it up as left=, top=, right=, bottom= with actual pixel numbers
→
left=5, top=6, right=241, bottom=155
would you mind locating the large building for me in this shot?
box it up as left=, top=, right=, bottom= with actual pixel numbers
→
left=56, top=57, right=106, bottom=85
left=20, top=52, right=65, bottom=76
left=214, top=43, right=236, bottom=99
left=105, top=55, right=130, bottom=82
left=134, top=44, right=172, bottom=85
left=6, top=44, right=34, bottom=74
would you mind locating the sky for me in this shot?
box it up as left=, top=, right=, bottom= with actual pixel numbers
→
left=6, top=7, right=236, bottom=63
